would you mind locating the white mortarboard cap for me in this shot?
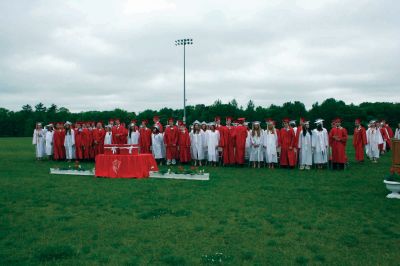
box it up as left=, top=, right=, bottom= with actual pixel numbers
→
left=193, top=120, right=200, bottom=125
left=314, top=119, right=324, bottom=124
left=201, top=121, right=207, bottom=125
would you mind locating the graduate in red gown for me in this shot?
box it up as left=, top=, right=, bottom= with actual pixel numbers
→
left=139, top=120, right=152, bottom=154
left=153, top=116, right=164, bottom=133
left=279, top=118, right=296, bottom=168
left=234, top=118, right=248, bottom=165
left=353, top=119, right=367, bottom=162
left=164, top=118, right=179, bottom=165
left=82, top=122, right=91, bottom=159
left=74, top=122, right=84, bottom=160
left=294, top=118, right=305, bottom=166
left=53, top=122, right=66, bottom=160
left=382, top=120, right=393, bottom=150
left=378, top=121, right=390, bottom=154
left=93, top=121, right=105, bottom=156
left=88, top=121, right=96, bottom=159
left=219, top=117, right=236, bottom=166
left=329, top=118, right=348, bottom=170
left=178, top=122, right=191, bottom=163
left=112, top=119, right=127, bottom=144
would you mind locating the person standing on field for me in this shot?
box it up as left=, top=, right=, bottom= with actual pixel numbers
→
left=329, top=118, right=348, bottom=170
left=312, top=119, right=329, bottom=169
left=353, top=119, right=367, bottom=163
left=45, top=124, right=54, bottom=160
left=32, top=122, right=46, bottom=160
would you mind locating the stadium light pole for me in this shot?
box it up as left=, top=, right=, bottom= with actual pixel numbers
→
left=175, top=38, right=193, bottom=124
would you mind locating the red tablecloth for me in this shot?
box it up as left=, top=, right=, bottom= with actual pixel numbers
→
left=95, top=154, right=158, bottom=178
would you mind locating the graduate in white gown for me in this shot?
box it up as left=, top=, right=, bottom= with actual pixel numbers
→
left=104, top=125, right=113, bottom=145
left=298, top=121, right=313, bottom=170
left=63, top=121, right=75, bottom=161
left=263, top=120, right=278, bottom=168
left=151, top=126, right=164, bottom=164
left=366, top=120, right=383, bottom=163
left=127, top=123, right=140, bottom=145
left=190, top=121, right=205, bottom=166
left=32, top=122, right=46, bottom=160
left=45, top=124, right=54, bottom=159
left=201, top=122, right=208, bottom=161
left=206, top=123, right=220, bottom=166
left=245, top=122, right=251, bottom=161
left=395, top=123, right=400, bottom=139
left=312, top=119, right=329, bottom=169
left=249, top=121, right=264, bottom=168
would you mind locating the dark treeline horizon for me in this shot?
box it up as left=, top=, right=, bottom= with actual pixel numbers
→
left=0, top=98, right=399, bottom=137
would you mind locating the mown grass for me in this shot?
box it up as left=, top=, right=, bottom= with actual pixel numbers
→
left=0, top=137, right=399, bottom=265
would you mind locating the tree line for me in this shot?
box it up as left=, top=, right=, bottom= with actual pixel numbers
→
left=0, top=98, right=399, bottom=137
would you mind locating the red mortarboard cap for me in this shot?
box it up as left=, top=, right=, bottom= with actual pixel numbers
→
left=215, top=116, right=221, bottom=121
left=142, top=120, right=148, bottom=125
left=131, top=119, right=137, bottom=124
left=335, top=118, right=342, bottom=123
left=226, top=117, right=233, bottom=121
left=355, top=118, right=361, bottom=123
left=168, top=117, right=174, bottom=122
left=177, top=120, right=184, bottom=126
left=153, top=116, right=160, bottom=120
left=282, top=118, right=290, bottom=123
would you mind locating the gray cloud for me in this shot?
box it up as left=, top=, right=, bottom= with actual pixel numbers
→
left=0, top=0, right=399, bottom=113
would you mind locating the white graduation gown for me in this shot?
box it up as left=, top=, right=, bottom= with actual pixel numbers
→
left=45, top=130, right=54, bottom=155
left=298, top=131, right=312, bottom=166
left=151, top=133, right=164, bottom=159
left=127, top=131, right=140, bottom=145
left=190, top=131, right=205, bottom=160
left=312, top=128, right=328, bottom=164
left=32, top=129, right=46, bottom=158
left=104, top=132, right=112, bottom=145
left=206, top=130, right=220, bottom=162
left=64, top=129, right=75, bottom=159
left=201, top=129, right=208, bottom=160
left=245, top=130, right=251, bottom=160
left=250, top=132, right=264, bottom=162
left=263, top=129, right=278, bottom=163
left=366, top=128, right=383, bottom=159
left=395, top=128, right=400, bottom=139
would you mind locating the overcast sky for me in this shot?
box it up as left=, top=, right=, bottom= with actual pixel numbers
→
left=0, top=0, right=399, bottom=113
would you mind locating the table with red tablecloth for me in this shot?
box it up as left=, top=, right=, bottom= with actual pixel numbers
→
left=95, top=154, right=158, bottom=178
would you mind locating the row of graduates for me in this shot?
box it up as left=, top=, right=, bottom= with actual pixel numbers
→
left=32, top=118, right=160, bottom=161
left=33, top=116, right=398, bottom=168
left=352, top=119, right=396, bottom=163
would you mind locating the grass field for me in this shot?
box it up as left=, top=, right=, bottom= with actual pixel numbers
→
left=1, top=137, right=400, bottom=265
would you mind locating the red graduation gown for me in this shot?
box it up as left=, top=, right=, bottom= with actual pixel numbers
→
left=112, top=125, right=127, bottom=144
left=164, top=126, right=179, bottom=160
left=219, top=125, right=236, bottom=165
left=82, top=128, right=91, bottom=159
left=75, top=129, right=84, bottom=159
left=234, top=125, right=248, bottom=164
left=329, top=127, right=348, bottom=163
left=279, top=127, right=296, bottom=166
left=139, top=127, right=152, bottom=154
left=353, top=126, right=367, bottom=161
left=53, top=129, right=65, bottom=160
left=92, top=128, right=105, bottom=156
left=178, top=129, right=191, bottom=163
